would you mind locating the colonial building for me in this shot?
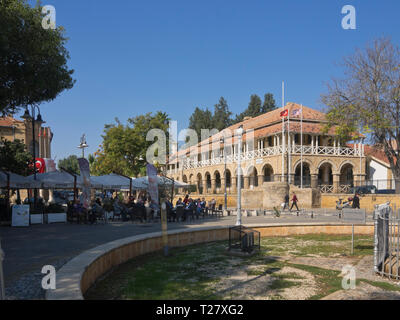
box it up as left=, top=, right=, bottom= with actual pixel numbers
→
left=0, top=116, right=53, bottom=159
left=167, top=103, right=366, bottom=208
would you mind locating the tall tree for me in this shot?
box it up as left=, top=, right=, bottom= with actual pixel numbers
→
left=58, top=155, right=80, bottom=175
left=0, top=138, right=33, bottom=175
left=91, top=112, right=170, bottom=177
left=233, top=93, right=277, bottom=124
left=262, top=93, right=277, bottom=113
left=213, top=97, right=233, bottom=131
left=321, top=38, right=400, bottom=193
left=188, top=107, right=214, bottom=141
left=0, top=0, right=75, bottom=115
left=235, top=94, right=262, bottom=123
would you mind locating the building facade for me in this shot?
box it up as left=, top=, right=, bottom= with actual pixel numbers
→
left=167, top=103, right=366, bottom=207
left=0, top=116, right=53, bottom=159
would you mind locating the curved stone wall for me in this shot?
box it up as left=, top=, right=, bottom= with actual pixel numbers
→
left=46, top=223, right=374, bottom=300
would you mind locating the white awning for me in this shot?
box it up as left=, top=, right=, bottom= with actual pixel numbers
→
left=0, top=171, right=41, bottom=189
left=26, top=171, right=85, bottom=189
left=134, top=176, right=191, bottom=189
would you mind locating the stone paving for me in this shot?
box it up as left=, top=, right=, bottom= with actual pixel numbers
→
left=0, top=210, right=374, bottom=300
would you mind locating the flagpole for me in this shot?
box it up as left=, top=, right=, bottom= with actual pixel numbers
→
left=288, top=100, right=291, bottom=184
left=301, top=104, right=303, bottom=189
left=281, top=81, right=285, bottom=181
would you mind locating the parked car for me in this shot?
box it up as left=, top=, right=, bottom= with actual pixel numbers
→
left=349, top=185, right=377, bottom=195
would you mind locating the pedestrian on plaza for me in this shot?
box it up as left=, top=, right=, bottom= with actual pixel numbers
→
left=283, top=194, right=290, bottom=211
left=352, top=193, right=360, bottom=209
left=290, top=193, right=299, bottom=212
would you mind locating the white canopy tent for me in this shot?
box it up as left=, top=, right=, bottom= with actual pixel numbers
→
left=26, top=171, right=85, bottom=189
left=0, top=171, right=41, bottom=189
left=91, top=174, right=136, bottom=190
left=134, top=176, right=191, bottom=189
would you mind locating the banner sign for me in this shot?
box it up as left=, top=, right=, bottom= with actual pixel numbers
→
left=146, top=163, right=159, bottom=205
left=78, top=158, right=91, bottom=209
left=11, top=205, right=30, bottom=227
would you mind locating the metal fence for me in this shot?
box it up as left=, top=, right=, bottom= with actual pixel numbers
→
left=373, top=202, right=400, bottom=280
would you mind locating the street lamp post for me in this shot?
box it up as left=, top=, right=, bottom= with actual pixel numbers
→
left=22, top=106, right=45, bottom=209
left=236, top=125, right=244, bottom=226
left=78, top=134, right=89, bottom=158
left=220, top=137, right=227, bottom=212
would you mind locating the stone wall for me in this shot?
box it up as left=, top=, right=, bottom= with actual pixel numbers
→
left=321, top=194, right=400, bottom=211
left=288, top=185, right=321, bottom=209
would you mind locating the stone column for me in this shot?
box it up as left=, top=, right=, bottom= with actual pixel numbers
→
left=243, top=176, right=250, bottom=189
left=333, top=174, right=340, bottom=193
left=211, top=178, right=216, bottom=194
left=311, top=174, right=318, bottom=189
left=258, top=175, right=264, bottom=186
left=203, top=179, right=208, bottom=194
left=221, top=178, right=226, bottom=195
left=232, top=177, right=237, bottom=193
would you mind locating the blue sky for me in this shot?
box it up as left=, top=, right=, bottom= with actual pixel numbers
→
left=24, top=0, right=400, bottom=161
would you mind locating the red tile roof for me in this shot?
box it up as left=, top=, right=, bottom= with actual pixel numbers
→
left=359, top=144, right=398, bottom=166
left=0, top=116, right=23, bottom=127
left=170, top=103, right=353, bottom=161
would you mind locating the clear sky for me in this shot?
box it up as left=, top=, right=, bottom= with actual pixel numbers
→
left=23, top=0, right=400, bottom=161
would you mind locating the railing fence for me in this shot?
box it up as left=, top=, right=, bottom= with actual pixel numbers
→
left=373, top=202, right=400, bottom=280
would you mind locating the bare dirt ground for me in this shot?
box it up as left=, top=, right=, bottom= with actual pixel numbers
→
left=85, top=236, right=400, bottom=300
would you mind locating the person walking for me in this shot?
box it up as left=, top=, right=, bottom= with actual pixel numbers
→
left=352, top=193, right=360, bottom=209
left=283, top=194, right=290, bottom=211
left=290, top=193, right=299, bottom=212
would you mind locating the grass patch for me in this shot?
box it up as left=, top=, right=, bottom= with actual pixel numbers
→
left=360, top=279, right=400, bottom=292
left=84, top=234, right=382, bottom=300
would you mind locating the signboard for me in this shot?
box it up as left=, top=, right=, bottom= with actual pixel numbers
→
left=342, top=209, right=367, bottom=224
left=11, top=205, right=30, bottom=227
left=78, top=158, right=91, bottom=209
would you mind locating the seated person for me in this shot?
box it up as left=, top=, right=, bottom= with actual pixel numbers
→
left=113, top=199, right=129, bottom=221
left=149, top=200, right=160, bottom=219
left=89, top=200, right=105, bottom=224
left=184, top=199, right=195, bottom=221
left=176, top=198, right=184, bottom=207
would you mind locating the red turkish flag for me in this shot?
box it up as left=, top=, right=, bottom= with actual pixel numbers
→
left=280, top=109, right=288, bottom=117
left=35, top=158, right=46, bottom=173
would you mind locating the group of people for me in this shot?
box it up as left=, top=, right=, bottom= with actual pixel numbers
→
left=171, top=195, right=218, bottom=221
left=282, top=193, right=300, bottom=212
left=68, top=191, right=161, bottom=224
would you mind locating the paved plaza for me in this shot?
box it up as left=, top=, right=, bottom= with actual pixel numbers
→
left=0, top=209, right=374, bottom=299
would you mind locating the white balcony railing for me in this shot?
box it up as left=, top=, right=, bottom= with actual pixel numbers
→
left=166, top=145, right=364, bottom=173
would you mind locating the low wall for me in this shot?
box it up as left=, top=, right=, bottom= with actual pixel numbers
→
left=321, top=194, right=400, bottom=211
left=46, top=223, right=374, bottom=300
